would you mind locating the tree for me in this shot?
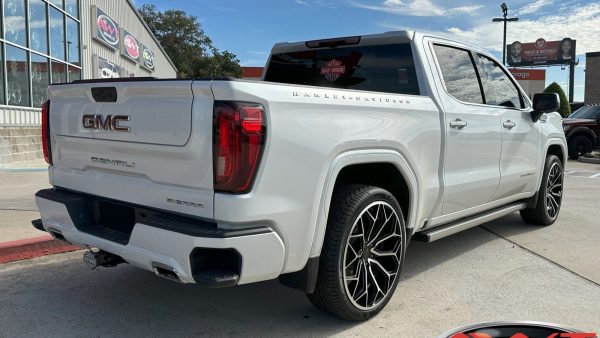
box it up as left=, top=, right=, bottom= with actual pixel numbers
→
left=139, top=4, right=242, bottom=78
left=543, top=82, right=571, bottom=117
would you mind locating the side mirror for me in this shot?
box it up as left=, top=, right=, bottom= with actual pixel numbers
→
left=531, top=93, right=560, bottom=122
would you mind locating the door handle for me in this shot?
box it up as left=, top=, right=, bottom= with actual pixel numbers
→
left=449, top=119, right=467, bottom=129
left=503, top=120, right=516, bottom=129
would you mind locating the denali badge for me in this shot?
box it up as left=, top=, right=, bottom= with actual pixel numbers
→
left=82, top=114, right=130, bottom=132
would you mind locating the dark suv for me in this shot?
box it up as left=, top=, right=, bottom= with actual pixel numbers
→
left=563, top=105, right=600, bottom=159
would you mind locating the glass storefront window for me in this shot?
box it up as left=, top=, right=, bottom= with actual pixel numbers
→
left=51, top=61, right=67, bottom=84
left=0, top=44, right=4, bottom=105
left=66, top=0, right=78, bottom=18
left=49, top=6, right=65, bottom=61
left=49, top=0, right=64, bottom=9
left=66, top=17, right=79, bottom=64
left=31, top=54, right=50, bottom=107
left=68, top=65, right=81, bottom=82
left=4, top=0, right=27, bottom=46
left=29, top=0, right=48, bottom=54
left=6, top=45, right=30, bottom=107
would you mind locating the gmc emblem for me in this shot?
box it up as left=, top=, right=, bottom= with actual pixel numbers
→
left=82, top=114, right=130, bottom=132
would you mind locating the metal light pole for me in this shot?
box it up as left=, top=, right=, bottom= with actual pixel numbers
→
left=492, top=3, right=519, bottom=65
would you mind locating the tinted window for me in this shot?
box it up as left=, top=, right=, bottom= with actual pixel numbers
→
left=4, top=0, right=27, bottom=46
left=264, top=44, right=420, bottom=95
left=570, top=106, right=600, bottom=119
left=29, top=0, right=48, bottom=54
left=476, top=54, right=523, bottom=108
left=6, top=45, right=29, bottom=106
left=433, top=45, right=483, bottom=104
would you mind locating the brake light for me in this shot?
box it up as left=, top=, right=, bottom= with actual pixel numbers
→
left=41, top=100, right=52, bottom=165
left=213, top=101, right=266, bottom=194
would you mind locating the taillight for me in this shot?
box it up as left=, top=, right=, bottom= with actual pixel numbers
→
left=213, top=101, right=266, bottom=194
left=41, top=100, right=52, bottom=165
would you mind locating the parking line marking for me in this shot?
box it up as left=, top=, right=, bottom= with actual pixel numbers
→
left=590, top=173, right=600, bottom=179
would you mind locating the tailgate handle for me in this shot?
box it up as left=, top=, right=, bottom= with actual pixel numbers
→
left=91, top=87, right=118, bottom=103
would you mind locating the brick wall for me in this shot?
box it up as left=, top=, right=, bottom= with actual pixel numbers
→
left=0, top=127, right=43, bottom=166
left=585, top=52, right=600, bottom=104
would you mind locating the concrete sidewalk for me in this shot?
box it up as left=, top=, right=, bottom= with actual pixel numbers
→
left=0, top=168, right=79, bottom=263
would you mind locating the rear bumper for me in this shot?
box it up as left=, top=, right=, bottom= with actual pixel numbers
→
left=35, top=189, right=285, bottom=285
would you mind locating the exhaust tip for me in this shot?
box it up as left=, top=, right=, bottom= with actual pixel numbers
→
left=152, top=262, right=182, bottom=283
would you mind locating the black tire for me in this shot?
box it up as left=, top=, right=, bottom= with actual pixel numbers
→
left=307, top=184, right=406, bottom=321
left=520, top=155, right=564, bottom=225
left=568, top=135, right=593, bottom=160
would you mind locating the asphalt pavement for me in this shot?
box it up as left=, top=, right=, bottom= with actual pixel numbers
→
left=0, top=161, right=599, bottom=336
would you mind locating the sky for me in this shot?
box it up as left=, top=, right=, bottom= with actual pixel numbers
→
left=138, top=0, right=600, bottom=102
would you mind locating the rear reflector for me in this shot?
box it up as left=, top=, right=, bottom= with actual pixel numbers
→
left=213, top=101, right=266, bottom=194
left=41, top=100, right=52, bottom=165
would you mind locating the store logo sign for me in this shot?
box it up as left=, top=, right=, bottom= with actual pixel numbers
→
left=95, top=8, right=119, bottom=48
left=124, top=34, right=140, bottom=59
left=143, top=47, right=155, bottom=70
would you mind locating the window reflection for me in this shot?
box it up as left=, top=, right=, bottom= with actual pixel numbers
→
left=66, top=0, right=78, bottom=18
left=6, top=46, right=30, bottom=107
left=67, top=18, right=80, bottom=64
left=49, top=7, right=65, bottom=60
left=476, top=54, right=522, bottom=108
left=51, top=61, right=67, bottom=84
left=434, top=45, right=483, bottom=104
left=29, top=0, right=48, bottom=54
left=49, top=0, right=63, bottom=9
left=68, top=65, right=81, bottom=82
left=4, top=0, right=27, bottom=46
left=31, top=54, right=50, bottom=108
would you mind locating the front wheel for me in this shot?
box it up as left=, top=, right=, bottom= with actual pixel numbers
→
left=308, top=184, right=406, bottom=321
left=520, top=155, right=564, bottom=225
left=568, top=136, right=593, bottom=160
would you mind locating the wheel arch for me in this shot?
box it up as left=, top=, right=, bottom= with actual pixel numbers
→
left=308, top=149, right=419, bottom=258
left=566, top=127, right=596, bottom=143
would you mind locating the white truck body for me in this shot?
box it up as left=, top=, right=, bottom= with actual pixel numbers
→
left=35, top=31, right=567, bottom=319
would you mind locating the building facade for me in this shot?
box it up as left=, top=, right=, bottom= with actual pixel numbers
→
left=0, top=0, right=176, bottom=167
left=585, top=52, right=600, bottom=104
left=508, top=68, right=546, bottom=100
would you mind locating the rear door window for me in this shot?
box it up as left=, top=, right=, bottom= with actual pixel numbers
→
left=264, top=44, right=420, bottom=95
left=433, top=44, right=484, bottom=104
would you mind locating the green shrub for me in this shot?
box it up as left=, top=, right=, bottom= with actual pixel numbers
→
left=543, top=82, right=571, bottom=118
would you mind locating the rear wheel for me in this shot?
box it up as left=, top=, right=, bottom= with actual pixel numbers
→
left=568, top=135, right=593, bottom=160
left=520, top=155, right=564, bottom=225
left=308, top=184, right=406, bottom=321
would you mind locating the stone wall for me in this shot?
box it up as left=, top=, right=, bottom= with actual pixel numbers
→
left=585, top=52, right=600, bottom=104
left=0, top=127, right=43, bottom=167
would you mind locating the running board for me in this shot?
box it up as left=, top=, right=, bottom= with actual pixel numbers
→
left=414, top=202, right=527, bottom=242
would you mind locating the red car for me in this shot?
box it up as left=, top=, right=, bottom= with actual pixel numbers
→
left=563, top=105, right=600, bottom=159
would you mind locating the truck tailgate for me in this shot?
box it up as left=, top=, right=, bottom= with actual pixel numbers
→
left=48, top=80, right=215, bottom=219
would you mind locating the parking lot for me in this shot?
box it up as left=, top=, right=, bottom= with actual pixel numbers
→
left=1, top=160, right=599, bottom=337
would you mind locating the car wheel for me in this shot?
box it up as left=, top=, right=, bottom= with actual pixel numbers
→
left=520, top=155, right=564, bottom=225
left=568, top=135, right=593, bottom=160
left=308, top=184, right=406, bottom=321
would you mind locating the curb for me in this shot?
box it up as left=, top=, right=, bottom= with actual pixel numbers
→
left=0, top=235, right=80, bottom=264
left=578, top=157, right=600, bottom=164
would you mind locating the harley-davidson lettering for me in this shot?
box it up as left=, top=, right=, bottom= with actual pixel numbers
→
left=91, top=157, right=135, bottom=168
left=292, top=91, right=411, bottom=105
left=166, top=198, right=204, bottom=209
left=82, top=114, right=131, bottom=132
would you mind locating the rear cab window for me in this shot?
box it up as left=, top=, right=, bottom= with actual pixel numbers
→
left=264, top=44, right=420, bottom=96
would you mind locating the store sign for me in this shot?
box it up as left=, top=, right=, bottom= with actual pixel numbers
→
left=507, top=38, right=576, bottom=66
left=121, top=30, right=141, bottom=63
left=97, top=56, right=121, bottom=79
left=94, top=7, right=120, bottom=49
left=142, top=45, right=155, bottom=71
left=509, top=68, right=546, bottom=81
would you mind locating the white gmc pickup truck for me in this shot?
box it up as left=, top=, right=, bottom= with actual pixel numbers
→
left=33, top=31, right=567, bottom=320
